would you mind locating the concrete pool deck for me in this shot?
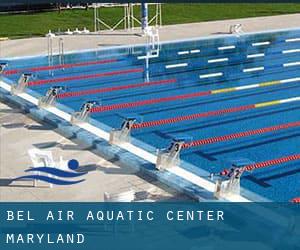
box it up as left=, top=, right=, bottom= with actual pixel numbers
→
left=0, top=13, right=299, bottom=58
left=0, top=14, right=299, bottom=201
left=0, top=101, right=191, bottom=201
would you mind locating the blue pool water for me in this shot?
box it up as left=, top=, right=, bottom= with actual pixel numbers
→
left=2, top=28, right=300, bottom=201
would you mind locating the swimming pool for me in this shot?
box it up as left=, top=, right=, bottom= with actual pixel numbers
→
left=1, top=28, right=300, bottom=202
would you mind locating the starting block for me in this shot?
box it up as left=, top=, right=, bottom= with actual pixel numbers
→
left=109, top=114, right=143, bottom=145
left=71, top=101, right=99, bottom=124
left=214, top=158, right=254, bottom=199
left=11, top=73, right=32, bottom=95
left=156, top=135, right=192, bottom=170
left=0, top=62, right=7, bottom=74
left=38, top=86, right=65, bottom=108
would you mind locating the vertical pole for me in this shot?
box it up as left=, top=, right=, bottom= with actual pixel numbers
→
left=59, top=38, right=64, bottom=69
left=47, top=36, right=53, bottom=76
left=94, top=5, right=97, bottom=32
left=58, top=38, right=61, bottom=66
left=127, top=4, right=131, bottom=30
left=141, top=3, right=148, bottom=33
left=155, top=4, right=158, bottom=27
left=124, top=5, right=126, bottom=30
left=159, top=3, right=162, bottom=27
left=131, top=4, right=134, bottom=29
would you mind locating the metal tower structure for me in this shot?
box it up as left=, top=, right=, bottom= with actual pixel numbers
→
left=93, top=3, right=162, bottom=32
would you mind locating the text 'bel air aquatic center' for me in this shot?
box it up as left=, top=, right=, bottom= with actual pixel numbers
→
left=0, top=3, right=300, bottom=202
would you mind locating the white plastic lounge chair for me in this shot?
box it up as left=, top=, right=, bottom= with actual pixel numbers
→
left=28, top=148, right=68, bottom=188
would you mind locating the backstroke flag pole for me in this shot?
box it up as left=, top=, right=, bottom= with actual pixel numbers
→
left=141, top=2, right=149, bottom=32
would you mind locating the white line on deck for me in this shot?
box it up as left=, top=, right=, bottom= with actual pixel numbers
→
left=199, top=72, right=223, bottom=78
left=0, top=80, right=12, bottom=92
left=283, top=61, right=300, bottom=67
left=285, top=38, right=300, bottom=43
left=243, top=67, right=264, bottom=73
left=247, top=53, right=265, bottom=58
left=45, top=106, right=72, bottom=122
left=208, top=58, right=228, bottom=63
left=252, top=41, right=270, bottom=46
left=282, top=49, right=300, bottom=54
left=166, top=63, right=188, bottom=69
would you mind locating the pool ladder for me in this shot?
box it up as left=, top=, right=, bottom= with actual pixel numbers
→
left=47, top=36, right=65, bottom=75
left=58, top=38, right=65, bottom=69
left=47, top=36, right=53, bottom=75
left=144, top=27, right=160, bottom=82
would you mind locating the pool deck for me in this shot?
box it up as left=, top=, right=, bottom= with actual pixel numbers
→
left=1, top=13, right=299, bottom=58
left=0, top=14, right=299, bottom=202
left=0, top=101, right=191, bottom=201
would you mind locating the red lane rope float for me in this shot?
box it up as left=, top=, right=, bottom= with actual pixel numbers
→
left=28, top=68, right=143, bottom=86
left=131, top=105, right=255, bottom=129
left=90, top=90, right=213, bottom=113
left=182, top=121, right=300, bottom=149
left=57, top=78, right=177, bottom=99
left=3, top=59, right=118, bottom=75
left=291, top=197, right=300, bottom=203
left=219, top=154, right=300, bottom=177
left=242, top=154, right=300, bottom=172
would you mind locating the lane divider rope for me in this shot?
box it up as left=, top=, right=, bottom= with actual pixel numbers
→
left=182, top=121, right=300, bottom=148
left=291, top=197, right=300, bottom=203
left=90, top=77, right=300, bottom=114
left=28, top=68, right=143, bottom=86
left=241, top=154, right=300, bottom=172
left=57, top=78, right=177, bottom=98
left=131, top=96, right=300, bottom=129
left=3, top=59, right=118, bottom=75
left=91, top=90, right=212, bottom=113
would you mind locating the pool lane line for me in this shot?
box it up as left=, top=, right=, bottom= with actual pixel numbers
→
left=182, top=121, right=300, bottom=148
left=162, top=36, right=297, bottom=64
left=252, top=41, right=271, bottom=47
left=56, top=78, right=177, bottom=99
left=131, top=96, right=300, bottom=129
left=165, top=63, right=188, bottom=69
left=90, top=77, right=300, bottom=113
left=175, top=34, right=297, bottom=58
left=27, top=68, right=144, bottom=86
left=3, top=59, right=118, bottom=75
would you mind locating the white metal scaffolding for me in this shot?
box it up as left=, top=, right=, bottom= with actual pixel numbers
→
left=93, top=3, right=162, bottom=32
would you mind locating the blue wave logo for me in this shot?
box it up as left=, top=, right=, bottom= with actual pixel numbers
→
left=13, top=159, right=86, bottom=185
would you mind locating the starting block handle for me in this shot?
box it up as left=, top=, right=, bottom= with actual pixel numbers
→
left=71, top=100, right=99, bottom=124
left=11, top=73, right=32, bottom=95
left=0, top=62, right=8, bottom=74
left=38, top=86, right=64, bottom=108
left=156, top=139, right=185, bottom=170
left=109, top=117, right=138, bottom=145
